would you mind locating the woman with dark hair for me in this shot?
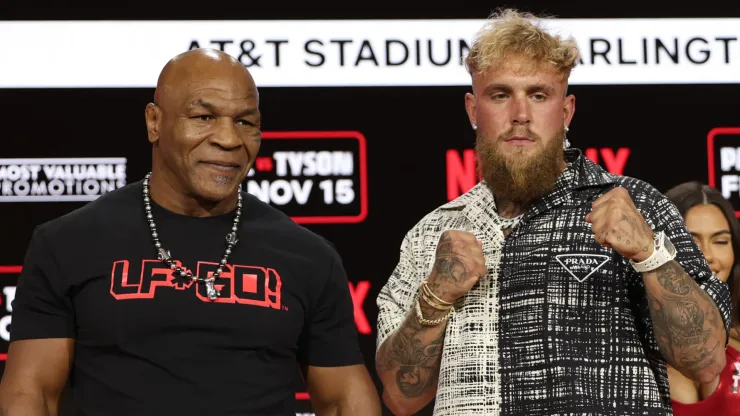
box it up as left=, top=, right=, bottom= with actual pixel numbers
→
left=664, top=181, right=740, bottom=415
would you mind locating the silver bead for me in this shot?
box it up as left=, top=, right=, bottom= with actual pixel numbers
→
left=225, top=248, right=231, bottom=255
left=232, top=225, right=238, bottom=232
left=170, top=264, right=176, bottom=269
left=155, top=242, right=161, bottom=248
left=149, top=223, right=156, bottom=229
left=144, top=197, right=150, bottom=203
left=147, top=214, right=153, bottom=220
left=152, top=232, right=158, bottom=238
left=180, top=271, right=187, bottom=277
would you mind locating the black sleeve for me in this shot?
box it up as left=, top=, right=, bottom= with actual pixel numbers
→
left=10, top=226, right=75, bottom=341
left=297, top=248, right=364, bottom=368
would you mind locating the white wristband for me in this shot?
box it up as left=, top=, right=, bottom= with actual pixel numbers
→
left=629, top=231, right=676, bottom=273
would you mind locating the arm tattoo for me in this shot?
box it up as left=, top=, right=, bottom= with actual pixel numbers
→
left=620, top=212, right=650, bottom=255
left=389, top=318, right=444, bottom=397
left=646, top=261, right=723, bottom=373
left=378, top=311, right=446, bottom=398
left=432, top=233, right=468, bottom=287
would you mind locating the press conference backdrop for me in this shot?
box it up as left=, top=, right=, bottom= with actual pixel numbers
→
left=1, top=11, right=740, bottom=416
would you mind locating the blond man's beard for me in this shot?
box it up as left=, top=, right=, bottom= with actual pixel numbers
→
left=475, top=128, right=566, bottom=203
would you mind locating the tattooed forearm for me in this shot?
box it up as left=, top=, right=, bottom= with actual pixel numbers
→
left=644, top=260, right=726, bottom=380
left=388, top=319, right=445, bottom=397
left=377, top=300, right=448, bottom=402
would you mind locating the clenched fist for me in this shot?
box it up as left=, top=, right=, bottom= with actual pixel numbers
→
left=585, top=186, right=654, bottom=262
left=426, top=230, right=488, bottom=303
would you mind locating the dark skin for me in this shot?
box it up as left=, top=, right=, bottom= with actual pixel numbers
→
left=0, top=49, right=380, bottom=416
left=145, top=47, right=262, bottom=217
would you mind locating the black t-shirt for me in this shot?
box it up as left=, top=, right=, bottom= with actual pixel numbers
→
left=10, top=180, right=364, bottom=415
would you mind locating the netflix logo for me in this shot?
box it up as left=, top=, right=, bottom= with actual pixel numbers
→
left=446, top=147, right=632, bottom=200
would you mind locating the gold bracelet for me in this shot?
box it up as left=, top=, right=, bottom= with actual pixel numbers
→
left=422, top=281, right=454, bottom=307
left=420, top=290, right=452, bottom=311
left=415, top=296, right=451, bottom=326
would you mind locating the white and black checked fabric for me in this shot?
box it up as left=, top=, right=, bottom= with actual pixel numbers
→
left=376, top=149, right=732, bottom=415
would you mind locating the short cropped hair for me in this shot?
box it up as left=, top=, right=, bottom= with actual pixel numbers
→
left=465, top=8, right=580, bottom=79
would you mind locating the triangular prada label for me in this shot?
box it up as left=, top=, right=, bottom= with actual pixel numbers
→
left=555, top=254, right=610, bottom=283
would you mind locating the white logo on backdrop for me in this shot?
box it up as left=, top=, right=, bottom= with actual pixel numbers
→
left=0, top=158, right=127, bottom=202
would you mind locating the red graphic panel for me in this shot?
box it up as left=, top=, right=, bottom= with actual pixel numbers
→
left=256, top=131, right=368, bottom=224
left=0, top=266, right=21, bottom=363
left=707, top=127, right=740, bottom=217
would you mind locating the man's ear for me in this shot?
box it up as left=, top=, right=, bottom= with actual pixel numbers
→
left=563, top=94, right=576, bottom=130
left=145, top=103, right=161, bottom=144
left=465, top=92, right=477, bottom=129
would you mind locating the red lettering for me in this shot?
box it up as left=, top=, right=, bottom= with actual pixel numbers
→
left=195, top=262, right=236, bottom=302
left=599, top=148, right=630, bottom=175
left=255, top=156, right=273, bottom=172
left=110, top=260, right=281, bottom=310
left=585, top=148, right=599, bottom=164
left=584, top=148, right=631, bottom=175
left=110, top=260, right=186, bottom=300
left=349, top=281, right=371, bottom=335
left=195, top=262, right=282, bottom=310
left=446, top=149, right=477, bottom=201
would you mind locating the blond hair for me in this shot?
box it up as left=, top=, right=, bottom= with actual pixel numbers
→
left=465, top=9, right=580, bottom=79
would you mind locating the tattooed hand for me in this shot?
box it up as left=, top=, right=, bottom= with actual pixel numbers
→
left=585, top=187, right=655, bottom=262
left=426, top=230, right=487, bottom=303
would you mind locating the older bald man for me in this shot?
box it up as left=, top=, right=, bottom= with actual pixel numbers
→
left=0, top=49, right=380, bottom=416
